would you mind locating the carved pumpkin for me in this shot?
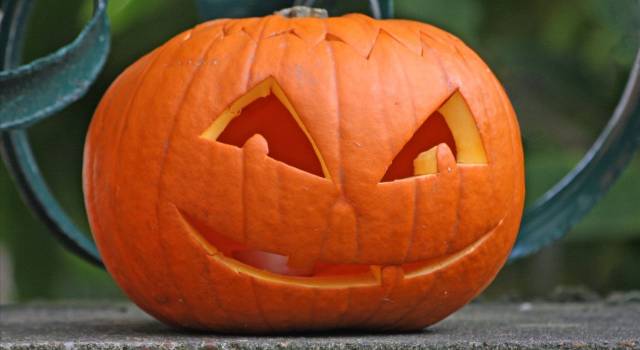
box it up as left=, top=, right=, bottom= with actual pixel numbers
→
left=84, top=12, right=524, bottom=332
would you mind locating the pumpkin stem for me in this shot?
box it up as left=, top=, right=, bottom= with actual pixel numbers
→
left=275, top=6, right=328, bottom=18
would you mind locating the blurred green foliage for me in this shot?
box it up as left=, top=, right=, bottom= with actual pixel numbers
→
left=0, top=0, right=638, bottom=301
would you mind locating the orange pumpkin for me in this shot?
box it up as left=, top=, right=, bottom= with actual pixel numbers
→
left=83, top=11, right=524, bottom=333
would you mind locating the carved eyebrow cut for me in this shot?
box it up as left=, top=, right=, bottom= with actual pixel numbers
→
left=381, top=91, right=487, bottom=182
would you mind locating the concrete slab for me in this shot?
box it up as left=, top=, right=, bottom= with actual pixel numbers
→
left=1, top=301, right=638, bottom=349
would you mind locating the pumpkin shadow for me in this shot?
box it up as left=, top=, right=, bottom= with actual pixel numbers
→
left=171, top=325, right=436, bottom=338
left=49, top=317, right=442, bottom=345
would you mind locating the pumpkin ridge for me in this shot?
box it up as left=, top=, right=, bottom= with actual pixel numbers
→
left=458, top=44, right=501, bottom=241
left=177, top=204, right=270, bottom=330
left=241, top=134, right=252, bottom=243
left=273, top=19, right=331, bottom=181
left=335, top=288, right=352, bottom=328
left=382, top=269, right=441, bottom=331
left=151, top=32, right=232, bottom=321
left=403, top=180, right=421, bottom=263
left=247, top=16, right=271, bottom=89
left=315, top=199, right=339, bottom=269
left=239, top=17, right=270, bottom=244
left=307, top=289, right=316, bottom=328
left=450, top=162, right=462, bottom=253
left=201, top=256, right=237, bottom=329
left=318, top=19, right=345, bottom=184
left=490, top=56, right=523, bottom=215
left=372, top=36, right=397, bottom=181
left=419, top=31, right=453, bottom=89
left=490, top=66, right=525, bottom=222
left=371, top=52, right=394, bottom=182
left=323, top=19, right=344, bottom=185
left=445, top=38, right=507, bottom=247
left=323, top=20, right=365, bottom=262
left=354, top=203, right=363, bottom=261
left=388, top=39, right=420, bottom=263
left=105, top=37, right=183, bottom=317
left=85, top=49, right=131, bottom=242
left=249, top=278, right=275, bottom=331
left=393, top=32, right=420, bottom=128
left=357, top=268, right=401, bottom=327
left=385, top=215, right=507, bottom=329
left=109, top=31, right=183, bottom=191
left=111, top=41, right=190, bottom=322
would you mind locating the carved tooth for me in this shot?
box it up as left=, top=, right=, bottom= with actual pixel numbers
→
left=242, top=133, right=269, bottom=156
left=380, top=266, right=402, bottom=287
left=436, top=142, right=457, bottom=174
left=413, top=145, right=438, bottom=176
left=413, top=143, right=457, bottom=176
left=370, top=265, right=383, bottom=283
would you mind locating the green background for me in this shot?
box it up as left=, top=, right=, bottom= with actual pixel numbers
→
left=0, top=0, right=638, bottom=302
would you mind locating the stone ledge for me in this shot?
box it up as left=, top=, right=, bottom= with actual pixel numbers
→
left=1, top=301, right=639, bottom=349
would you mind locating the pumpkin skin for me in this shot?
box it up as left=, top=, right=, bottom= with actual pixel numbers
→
left=83, top=13, right=524, bottom=333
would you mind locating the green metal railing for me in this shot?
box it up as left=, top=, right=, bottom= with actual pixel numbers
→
left=1, top=0, right=639, bottom=268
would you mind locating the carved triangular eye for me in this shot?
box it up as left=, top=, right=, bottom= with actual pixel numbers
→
left=381, top=91, right=487, bottom=182
left=201, top=78, right=330, bottom=179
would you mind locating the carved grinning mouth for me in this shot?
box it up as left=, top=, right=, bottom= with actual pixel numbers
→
left=178, top=207, right=503, bottom=287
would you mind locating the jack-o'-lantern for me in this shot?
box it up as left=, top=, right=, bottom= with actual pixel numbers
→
left=83, top=10, right=524, bottom=333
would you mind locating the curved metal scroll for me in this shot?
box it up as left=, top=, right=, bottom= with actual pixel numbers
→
left=0, top=0, right=109, bottom=266
left=509, top=49, right=640, bottom=261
